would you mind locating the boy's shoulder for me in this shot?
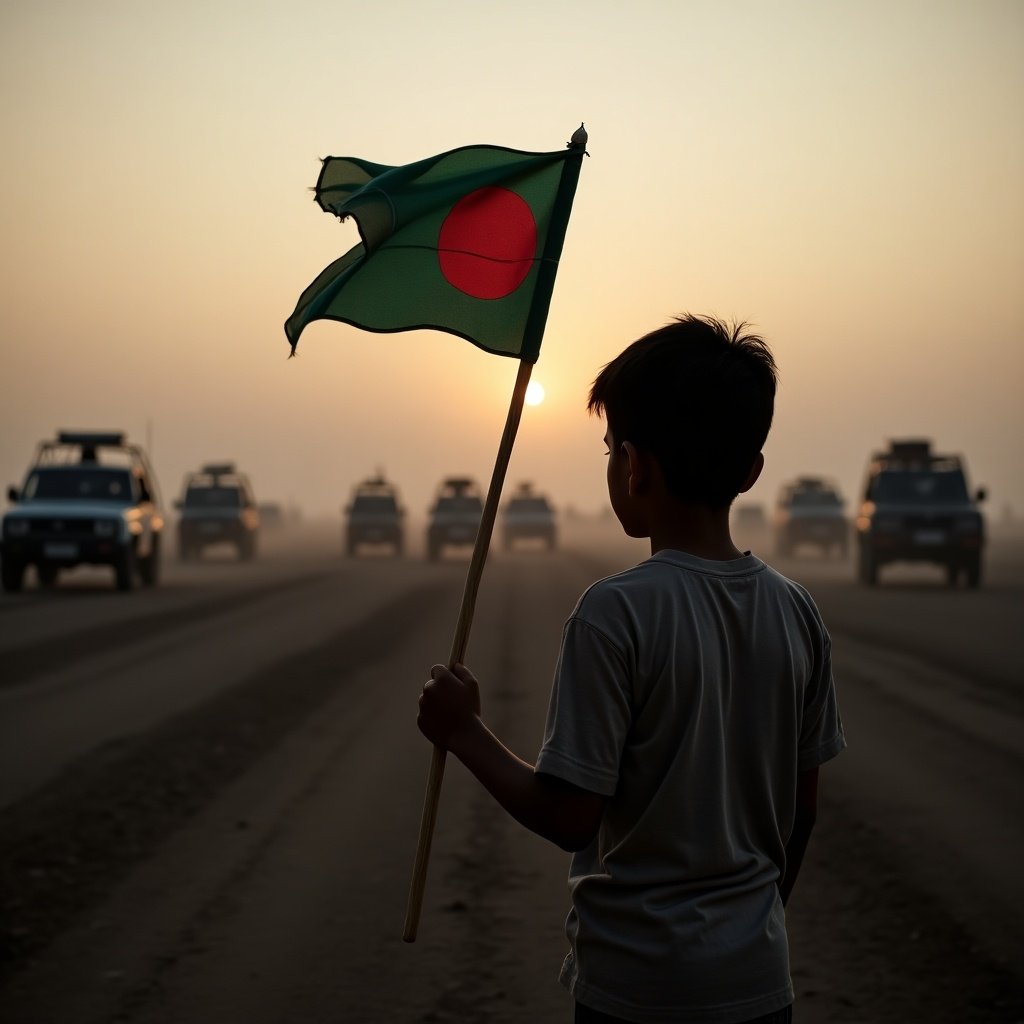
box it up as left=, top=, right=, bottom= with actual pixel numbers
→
left=571, top=556, right=665, bottom=618
left=577, top=550, right=764, bottom=604
left=573, top=550, right=826, bottom=634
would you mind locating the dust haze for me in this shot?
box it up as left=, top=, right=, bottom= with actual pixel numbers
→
left=1, top=1, right=1021, bottom=524
left=1, top=2, right=1023, bottom=1022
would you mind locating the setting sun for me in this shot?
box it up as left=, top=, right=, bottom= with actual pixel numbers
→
left=525, top=381, right=546, bottom=407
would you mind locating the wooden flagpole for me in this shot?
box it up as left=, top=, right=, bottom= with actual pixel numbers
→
left=403, top=356, right=533, bottom=942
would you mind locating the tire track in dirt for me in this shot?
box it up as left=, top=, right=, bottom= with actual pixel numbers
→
left=0, top=578, right=453, bottom=981
left=0, top=569, right=335, bottom=689
left=788, top=793, right=1024, bottom=1022
left=420, top=556, right=585, bottom=1023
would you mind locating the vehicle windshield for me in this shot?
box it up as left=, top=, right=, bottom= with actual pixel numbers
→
left=435, top=497, right=483, bottom=513
left=508, top=498, right=552, bottom=514
left=870, top=470, right=969, bottom=503
left=185, top=485, right=242, bottom=508
left=22, top=468, right=136, bottom=503
left=352, top=495, right=398, bottom=514
left=790, top=490, right=842, bottom=507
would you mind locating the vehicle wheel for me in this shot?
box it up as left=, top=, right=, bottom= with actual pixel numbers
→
left=37, top=562, right=59, bottom=588
left=139, top=539, right=160, bottom=586
left=966, top=556, right=982, bottom=589
left=858, top=546, right=878, bottom=586
left=2, top=557, right=25, bottom=593
left=115, top=546, right=136, bottom=592
left=946, top=562, right=960, bottom=588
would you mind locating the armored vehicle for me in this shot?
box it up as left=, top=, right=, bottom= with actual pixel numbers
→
left=856, top=440, right=985, bottom=587
left=344, top=475, right=404, bottom=556
left=426, top=477, right=483, bottom=561
left=773, top=477, right=848, bottom=558
left=1, top=431, right=164, bottom=592
left=176, top=463, right=259, bottom=561
left=502, top=483, right=557, bottom=551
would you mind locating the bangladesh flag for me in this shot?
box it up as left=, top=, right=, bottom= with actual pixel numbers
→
left=285, top=142, right=585, bottom=363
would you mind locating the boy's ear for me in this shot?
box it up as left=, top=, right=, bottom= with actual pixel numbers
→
left=622, top=441, right=648, bottom=496
left=738, top=452, right=765, bottom=494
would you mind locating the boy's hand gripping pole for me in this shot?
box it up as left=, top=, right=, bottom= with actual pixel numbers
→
left=403, top=358, right=534, bottom=942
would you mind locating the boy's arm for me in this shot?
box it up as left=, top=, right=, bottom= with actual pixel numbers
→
left=778, top=766, right=819, bottom=906
left=418, top=663, right=606, bottom=852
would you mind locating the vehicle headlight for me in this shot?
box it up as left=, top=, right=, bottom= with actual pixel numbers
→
left=94, top=519, right=118, bottom=538
left=5, top=519, right=30, bottom=538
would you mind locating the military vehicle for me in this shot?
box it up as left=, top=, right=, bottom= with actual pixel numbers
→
left=426, top=477, right=483, bottom=561
left=344, top=475, right=404, bottom=556
left=856, top=439, right=985, bottom=587
left=176, top=463, right=259, bottom=561
left=773, top=477, right=848, bottom=558
left=502, top=482, right=557, bottom=551
left=2, top=431, right=164, bottom=592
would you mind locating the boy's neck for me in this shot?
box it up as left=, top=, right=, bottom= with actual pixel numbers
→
left=646, top=501, right=746, bottom=561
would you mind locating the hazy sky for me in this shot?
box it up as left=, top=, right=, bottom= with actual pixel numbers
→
left=1, top=0, right=1022, bottom=521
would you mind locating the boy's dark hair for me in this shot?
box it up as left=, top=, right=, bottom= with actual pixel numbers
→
left=588, top=315, right=777, bottom=507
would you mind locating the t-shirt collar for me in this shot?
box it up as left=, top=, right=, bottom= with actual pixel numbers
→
left=648, top=548, right=766, bottom=577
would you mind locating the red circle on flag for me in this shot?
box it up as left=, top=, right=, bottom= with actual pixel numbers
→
left=438, top=187, right=537, bottom=300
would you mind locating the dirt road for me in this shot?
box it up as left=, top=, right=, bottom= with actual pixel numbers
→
left=1, top=525, right=1021, bottom=1022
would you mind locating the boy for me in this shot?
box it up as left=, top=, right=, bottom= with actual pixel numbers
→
left=417, top=315, right=845, bottom=1023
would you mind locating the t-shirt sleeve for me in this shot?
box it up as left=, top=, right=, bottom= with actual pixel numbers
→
left=798, top=630, right=846, bottom=770
left=535, top=615, right=632, bottom=797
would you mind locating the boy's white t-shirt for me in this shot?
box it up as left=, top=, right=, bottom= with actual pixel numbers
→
left=536, top=549, right=845, bottom=1024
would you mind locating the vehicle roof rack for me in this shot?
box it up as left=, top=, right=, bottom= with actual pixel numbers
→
left=57, top=431, right=126, bottom=447
left=25, top=430, right=161, bottom=502
left=354, top=474, right=395, bottom=492
left=780, top=476, right=839, bottom=497
left=34, top=431, right=145, bottom=468
left=200, top=462, right=237, bottom=476
left=872, top=439, right=962, bottom=472
left=440, top=477, right=477, bottom=493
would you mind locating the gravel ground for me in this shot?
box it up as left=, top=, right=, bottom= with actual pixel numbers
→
left=2, top=545, right=1022, bottom=1022
left=787, top=796, right=1024, bottom=1022
left=4, top=653, right=1022, bottom=1022
left=0, top=581, right=449, bottom=980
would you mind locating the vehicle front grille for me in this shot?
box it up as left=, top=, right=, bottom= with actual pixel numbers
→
left=26, top=518, right=102, bottom=539
left=902, top=515, right=955, bottom=530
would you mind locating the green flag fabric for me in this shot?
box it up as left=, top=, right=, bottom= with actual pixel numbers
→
left=285, top=142, right=585, bottom=363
